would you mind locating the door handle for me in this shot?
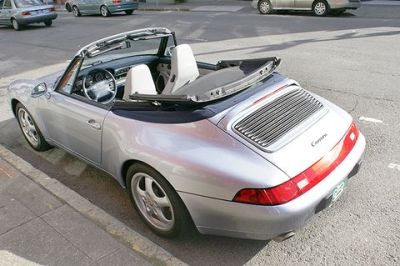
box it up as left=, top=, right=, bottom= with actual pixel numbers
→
left=87, top=119, right=101, bottom=130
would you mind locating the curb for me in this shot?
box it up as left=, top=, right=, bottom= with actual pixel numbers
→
left=0, top=144, right=187, bottom=266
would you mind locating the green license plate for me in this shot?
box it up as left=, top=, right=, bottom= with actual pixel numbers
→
left=330, top=179, right=348, bottom=204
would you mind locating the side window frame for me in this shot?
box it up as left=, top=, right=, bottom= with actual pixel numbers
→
left=54, top=56, right=83, bottom=94
left=3, top=0, right=12, bottom=9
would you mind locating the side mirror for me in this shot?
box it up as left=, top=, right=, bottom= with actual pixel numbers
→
left=165, top=46, right=174, bottom=57
left=31, top=82, right=48, bottom=98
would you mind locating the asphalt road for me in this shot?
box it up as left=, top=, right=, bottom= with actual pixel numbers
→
left=1, top=5, right=400, bottom=266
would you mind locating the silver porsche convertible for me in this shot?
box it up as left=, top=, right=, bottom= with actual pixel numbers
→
left=7, top=28, right=365, bottom=241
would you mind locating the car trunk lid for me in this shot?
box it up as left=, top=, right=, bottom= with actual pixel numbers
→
left=213, top=83, right=352, bottom=178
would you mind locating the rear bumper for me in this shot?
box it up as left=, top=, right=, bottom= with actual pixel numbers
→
left=17, top=12, right=57, bottom=25
left=329, top=0, right=361, bottom=10
left=108, top=2, right=138, bottom=13
left=180, top=133, right=366, bottom=240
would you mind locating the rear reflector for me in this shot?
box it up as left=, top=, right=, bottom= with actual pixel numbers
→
left=112, top=0, right=122, bottom=3
left=21, top=11, right=31, bottom=16
left=233, top=121, right=359, bottom=206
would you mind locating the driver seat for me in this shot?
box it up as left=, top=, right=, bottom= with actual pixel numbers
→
left=123, top=64, right=157, bottom=101
left=162, top=44, right=199, bottom=95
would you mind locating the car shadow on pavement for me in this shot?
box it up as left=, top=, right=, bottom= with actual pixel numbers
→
left=0, top=118, right=269, bottom=266
left=269, top=10, right=356, bottom=17
left=0, top=24, right=53, bottom=31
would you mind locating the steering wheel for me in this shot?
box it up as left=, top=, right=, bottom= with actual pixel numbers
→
left=82, top=68, right=117, bottom=104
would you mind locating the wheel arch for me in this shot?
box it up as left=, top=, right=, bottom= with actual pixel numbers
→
left=121, top=159, right=197, bottom=230
left=11, top=98, right=20, bottom=117
left=65, top=3, right=72, bottom=12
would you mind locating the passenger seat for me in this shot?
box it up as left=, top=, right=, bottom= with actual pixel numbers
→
left=162, top=44, right=199, bottom=95
left=123, top=64, right=157, bottom=101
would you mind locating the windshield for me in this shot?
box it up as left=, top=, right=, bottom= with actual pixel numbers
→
left=82, top=37, right=163, bottom=68
left=14, top=0, right=43, bottom=7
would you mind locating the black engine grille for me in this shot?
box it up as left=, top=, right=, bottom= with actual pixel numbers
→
left=234, top=89, right=324, bottom=148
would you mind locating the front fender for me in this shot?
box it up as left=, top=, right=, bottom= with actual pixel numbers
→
left=8, top=79, right=40, bottom=117
left=7, top=79, right=52, bottom=140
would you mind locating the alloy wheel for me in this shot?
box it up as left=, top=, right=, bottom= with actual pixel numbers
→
left=73, top=6, right=80, bottom=17
left=314, top=2, right=327, bottom=16
left=131, top=172, right=175, bottom=231
left=101, top=6, right=110, bottom=17
left=259, top=1, right=271, bottom=14
left=18, top=108, right=39, bottom=147
left=12, top=19, right=20, bottom=31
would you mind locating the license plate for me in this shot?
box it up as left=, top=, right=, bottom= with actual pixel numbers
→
left=330, top=179, right=348, bottom=204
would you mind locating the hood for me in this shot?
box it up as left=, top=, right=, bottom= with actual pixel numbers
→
left=212, top=81, right=353, bottom=178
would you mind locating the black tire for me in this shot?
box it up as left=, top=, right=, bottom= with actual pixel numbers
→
left=44, top=20, right=52, bottom=27
left=125, top=10, right=133, bottom=15
left=100, top=5, right=111, bottom=17
left=126, top=163, right=193, bottom=238
left=331, top=9, right=345, bottom=16
left=15, top=103, right=52, bottom=152
left=258, top=0, right=273, bottom=15
left=312, top=0, right=329, bottom=16
left=72, top=6, right=81, bottom=17
left=11, top=19, right=21, bottom=31
left=65, top=3, right=72, bottom=12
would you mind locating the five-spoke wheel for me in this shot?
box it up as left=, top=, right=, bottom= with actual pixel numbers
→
left=126, top=164, right=193, bottom=238
left=16, top=103, right=51, bottom=151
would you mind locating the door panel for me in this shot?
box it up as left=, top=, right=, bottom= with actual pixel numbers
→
left=77, top=0, right=91, bottom=12
left=0, top=0, right=12, bottom=25
left=42, top=92, right=108, bottom=165
left=272, top=0, right=295, bottom=9
left=295, top=0, right=313, bottom=9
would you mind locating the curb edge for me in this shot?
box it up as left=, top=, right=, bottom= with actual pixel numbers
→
left=0, top=144, right=187, bottom=266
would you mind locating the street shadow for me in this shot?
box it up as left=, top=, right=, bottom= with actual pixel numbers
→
left=0, top=118, right=269, bottom=266
left=269, top=10, right=356, bottom=17
left=0, top=24, right=50, bottom=31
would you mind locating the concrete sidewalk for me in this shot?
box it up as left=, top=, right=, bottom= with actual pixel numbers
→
left=0, top=157, right=151, bottom=265
left=0, top=147, right=185, bottom=266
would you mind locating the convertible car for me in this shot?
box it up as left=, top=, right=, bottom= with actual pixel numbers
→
left=8, top=28, right=365, bottom=241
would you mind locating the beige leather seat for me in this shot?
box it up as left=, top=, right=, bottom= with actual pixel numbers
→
left=123, top=64, right=157, bottom=101
left=162, top=44, right=199, bottom=95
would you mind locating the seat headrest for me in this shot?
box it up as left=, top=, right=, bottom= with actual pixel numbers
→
left=162, top=44, right=199, bottom=95
left=123, top=64, right=157, bottom=101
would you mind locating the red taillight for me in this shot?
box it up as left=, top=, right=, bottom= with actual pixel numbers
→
left=49, top=7, right=55, bottom=12
left=21, top=11, right=31, bottom=16
left=112, top=0, right=122, bottom=3
left=233, top=122, right=359, bottom=206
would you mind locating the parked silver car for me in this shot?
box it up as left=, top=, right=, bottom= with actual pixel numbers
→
left=252, top=0, right=361, bottom=16
left=65, top=0, right=138, bottom=17
left=8, top=28, right=365, bottom=240
left=0, top=0, right=57, bottom=30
